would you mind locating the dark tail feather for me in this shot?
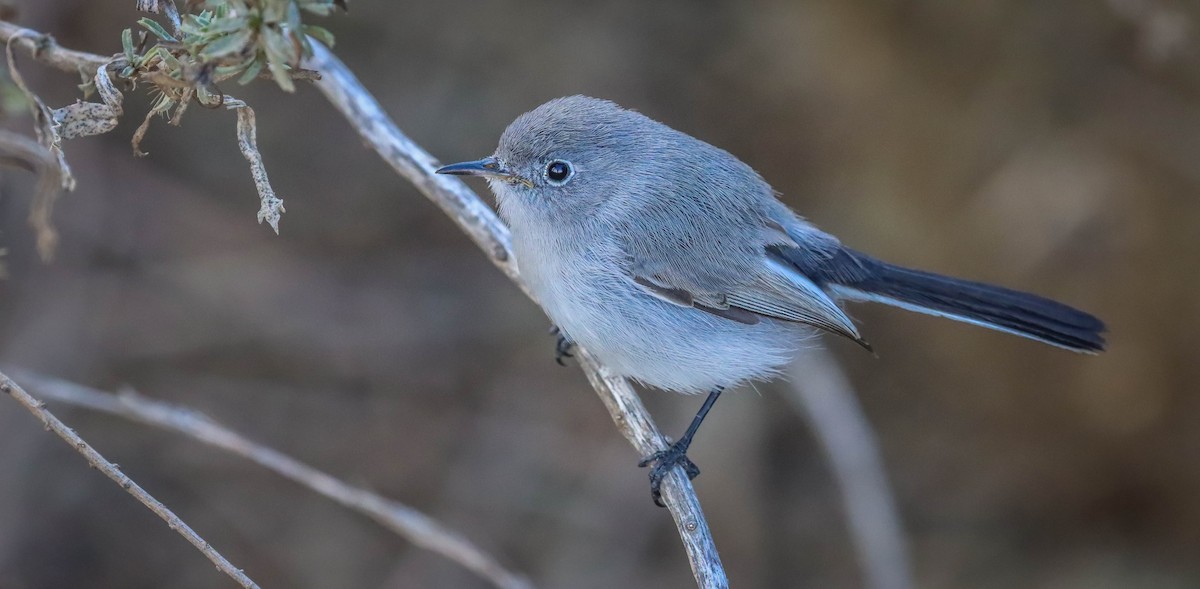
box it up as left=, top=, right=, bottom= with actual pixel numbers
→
left=772, top=246, right=1107, bottom=353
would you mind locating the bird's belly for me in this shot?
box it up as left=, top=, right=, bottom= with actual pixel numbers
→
left=520, top=244, right=808, bottom=393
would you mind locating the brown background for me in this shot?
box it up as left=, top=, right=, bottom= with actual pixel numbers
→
left=1, top=1, right=1198, bottom=587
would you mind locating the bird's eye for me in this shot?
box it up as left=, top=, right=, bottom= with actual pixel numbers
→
left=544, top=160, right=574, bottom=185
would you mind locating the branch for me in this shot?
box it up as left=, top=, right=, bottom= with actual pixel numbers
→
left=302, top=43, right=729, bottom=588
left=0, top=20, right=111, bottom=75
left=0, top=129, right=64, bottom=256
left=12, top=370, right=533, bottom=589
left=576, top=354, right=727, bottom=583
left=0, top=19, right=728, bottom=588
left=787, top=348, right=913, bottom=589
left=0, top=371, right=261, bottom=589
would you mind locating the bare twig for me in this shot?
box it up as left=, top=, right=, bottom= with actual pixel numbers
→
left=0, top=19, right=728, bottom=588
left=0, top=371, right=261, bottom=589
left=226, top=100, right=285, bottom=233
left=5, top=30, right=79, bottom=259
left=787, top=348, right=913, bottom=589
left=0, top=128, right=64, bottom=250
left=304, top=43, right=729, bottom=588
left=0, top=21, right=111, bottom=75
left=577, top=355, right=727, bottom=585
left=12, top=370, right=534, bottom=589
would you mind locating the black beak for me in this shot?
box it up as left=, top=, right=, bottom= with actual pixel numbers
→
left=436, top=156, right=508, bottom=177
left=437, top=156, right=533, bottom=187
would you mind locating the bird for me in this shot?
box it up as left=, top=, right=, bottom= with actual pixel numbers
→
left=437, top=95, right=1106, bottom=506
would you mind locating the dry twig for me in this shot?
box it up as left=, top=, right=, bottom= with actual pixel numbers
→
left=0, top=371, right=261, bottom=589
left=0, top=129, right=65, bottom=250
left=12, top=370, right=534, bottom=589
left=0, top=22, right=110, bottom=74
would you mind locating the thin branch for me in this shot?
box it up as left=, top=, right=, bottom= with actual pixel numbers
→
left=576, top=354, right=727, bottom=585
left=787, top=348, right=913, bottom=589
left=0, top=20, right=111, bottom=75
left=12, top=370, right=533, bottom=589
left=0, top=129, right=64, bottom=243
left=0, top=371, right=261, bottom=589
left=0, top=19, right=728, bottom=588
left=302, top=43, right=729, bottom=588
left=226, top=100, right=286, bottom=233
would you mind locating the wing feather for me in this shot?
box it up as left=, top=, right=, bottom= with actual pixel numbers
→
left=629, top=250, right=868, bottom=347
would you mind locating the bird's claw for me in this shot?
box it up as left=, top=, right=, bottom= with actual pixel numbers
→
left=638, top=441, right=701, bottom=508
left=550, top=326, right=575, bottom=366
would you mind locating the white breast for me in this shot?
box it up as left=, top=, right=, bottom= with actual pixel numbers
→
left=514, top=238, right=808, bottom=393
left=500, top=187, right=810, bottom=394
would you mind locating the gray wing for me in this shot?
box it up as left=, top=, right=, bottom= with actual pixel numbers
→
left=608, top=131, right=866, bottom=345
left=631, top=256, right=867, bottom=347
left=618, top=196, right=866, bottom=346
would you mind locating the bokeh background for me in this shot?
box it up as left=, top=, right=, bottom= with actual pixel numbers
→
left=2, top=1, right=1198, bottom=587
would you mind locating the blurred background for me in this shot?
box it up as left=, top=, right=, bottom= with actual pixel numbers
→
left=2, top=1, right=1198, bottom=587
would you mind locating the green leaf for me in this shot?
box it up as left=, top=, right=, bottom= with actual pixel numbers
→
left=180, top=16, right=202, bottom=37
left=236, top=58, right=263, bottom=84
left=122, top=28, right=135, bottom=61
left=199, top=28, right=253, bottom=60
left=262, top=2, right=286, bottom=22
left=156, top=45, right=183, bottom=73
left=298, top=0, right=339, bottom=16
left=138, top=17, right=177, bottom=42
left=262, top=27, right=298, bottom=65
left=263, top=35, right=296, bottom=91
left=213, top=62, right=247, bottom=79
left=302, top=24, right=334, bottom=48
left=302, top=6, right=334, bottom=17
left=262, top=27, right=297, bottom=88
left=267, top=58, right=295, bottom=93
left=203, top=15, right=249, bottom=36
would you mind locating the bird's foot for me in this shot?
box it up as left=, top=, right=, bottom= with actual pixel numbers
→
left=638, top=439, right=701, bottom=508
left=549, top=326, right=575, bottom=366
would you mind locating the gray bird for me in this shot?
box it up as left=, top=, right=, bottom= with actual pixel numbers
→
left=437, top=96, right=1105, bottom=506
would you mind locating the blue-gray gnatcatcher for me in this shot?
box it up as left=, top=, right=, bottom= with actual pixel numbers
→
left=437, top=96, right=1106, bottom=505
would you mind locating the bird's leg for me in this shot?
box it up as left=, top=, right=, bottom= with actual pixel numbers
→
left=638, top=386, right=724, bottom=507
left=549, top=326, right=575, bottom=366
